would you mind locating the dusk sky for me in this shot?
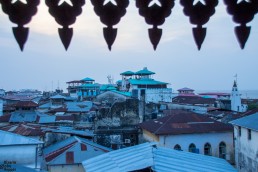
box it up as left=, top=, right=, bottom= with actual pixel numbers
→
left=0, top=1, right=258, bottom=92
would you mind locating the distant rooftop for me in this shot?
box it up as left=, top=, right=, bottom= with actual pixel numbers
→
left=199, top=92, right=230, bottom=96
left=81, top=77, right=95, bottom=82
left=129, top=78, right=167, bottom=85
left=135, top=67, right=155, bottom=75
left=139, top=110, right=233, bottom=135
left=178, top=87, right=194, bottom=91
left=230, top=112, right=258, bottom=132
left=120, top=71, right=135, bottom=76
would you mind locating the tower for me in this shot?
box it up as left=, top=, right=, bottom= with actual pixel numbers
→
left=231, top=80, right=242, bottom=112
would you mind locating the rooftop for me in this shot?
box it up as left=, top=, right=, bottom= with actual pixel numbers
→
left=128, top=78, right=167, bottom=85
left=120, top=71, right=135, bottom=76
left=0, top=130, right=43, bottom=146
left=44, top=136, right=111, bottom=165
left=81, top=77, right=95, bottom=82
left=178, top=87, right=194, bottom=91
left=230, top=112, right=258, bottom=132
left=82, top=142, right=236, bottom=172
left=135, top=67, right=155, bottom=75
left=11, top=101, right=38, bottom=108
left=172, top=96, right=216, bottom=105
left=139, top=110, right=233, bottom=135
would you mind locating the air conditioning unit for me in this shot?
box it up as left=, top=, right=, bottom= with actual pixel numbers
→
left=124, top=139, right=131, bottom=143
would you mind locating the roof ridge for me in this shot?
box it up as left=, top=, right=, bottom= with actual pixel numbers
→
left=154, top=114, right=175, bottom=134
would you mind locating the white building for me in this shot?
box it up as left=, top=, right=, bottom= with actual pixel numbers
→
left=0, top=130, right=43, bottom=169
left=230, top=80, right=247, bottom=112
left=120, top=67, right=172, bottom=103
left=230, top=112, right=258, bottom=171
left=139, top=110, right=234, bottom=163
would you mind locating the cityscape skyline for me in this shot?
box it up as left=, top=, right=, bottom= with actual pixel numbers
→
left=0, top=1, right=258, bottom=91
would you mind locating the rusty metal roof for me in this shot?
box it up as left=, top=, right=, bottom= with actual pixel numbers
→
left=139, top=110, right=233, bottom=135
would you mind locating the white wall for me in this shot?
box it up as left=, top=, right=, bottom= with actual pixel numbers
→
left=48, top=164, right=85, bottom=172
left=234, top=126, right=258, bottom=171
left=0, top=145, right=40, bottom=169
left=143, top=132, right=234, bottom=163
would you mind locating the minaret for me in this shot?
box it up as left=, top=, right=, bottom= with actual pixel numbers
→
left=231, top=80, right=242, bottom=112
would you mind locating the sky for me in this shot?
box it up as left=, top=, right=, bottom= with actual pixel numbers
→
left=0, top=0, right=258, bottom=92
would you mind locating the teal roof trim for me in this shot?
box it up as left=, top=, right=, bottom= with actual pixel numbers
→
left=135, top=68, right=155, bottom=75
left=81, top=77, right=95, bottom=81
left=78, top=84, right=100, bottom=88
left=100, top=85, right=117, bottom=91
left=120, top=71, right=135, bottom=76
left=129, top=79, right=168, bottom=85
left=111, top=90, right=132, bottom=97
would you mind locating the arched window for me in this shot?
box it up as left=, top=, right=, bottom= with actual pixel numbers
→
left=189, top=143, right=196, bottom=153
left=174, top=144, right=181, bottom=151
left=204, top=143, right=212, bottom=156
left=219, top=142, right=226, bottom=159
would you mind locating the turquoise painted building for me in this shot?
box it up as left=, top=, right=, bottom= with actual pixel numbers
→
left=120, top=67, right=172, bottom=103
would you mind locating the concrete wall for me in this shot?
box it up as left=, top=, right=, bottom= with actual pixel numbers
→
left=48, top=164, right=85, bottom=172
left=234, top=126, right=258, bottom=172
left=0, top=99, right=3, bottom=116
left=0, top=145, right=40, bottom=169
left=145, top=89, right=172, bottom=103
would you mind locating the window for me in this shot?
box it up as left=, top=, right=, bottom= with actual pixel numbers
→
left=248, top=129, right=251, bottom=140
left=219, top=142, right=226, bottom=159
left=238, top=126, right=241, bottom=137
left=174, top=144, right=181, bottom=151
left=204, top=143, right=212, bottom=156
left=189, top=143, right=196, bottom=153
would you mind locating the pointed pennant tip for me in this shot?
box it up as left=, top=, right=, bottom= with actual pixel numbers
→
left=235, top=25, right=251, bottom=49
left=58, top=27, right=73, bottom=50
left=103, top=27, right=117, bottom=51
left=148, top=27, right=162, bottom=51
left=12, top=27, right=29, bottom=51
left=192, top=27, right=206, bottom=51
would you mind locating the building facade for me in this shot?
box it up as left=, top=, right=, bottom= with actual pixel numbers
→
left=230, top=113, right=258, bottom=172
left=120, top=67, right=172, bottom=103
left=139, top=110, right=234, bottom=163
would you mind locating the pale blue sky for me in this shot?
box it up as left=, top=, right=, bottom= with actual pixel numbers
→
left=0, top=1, right=257, bottom=92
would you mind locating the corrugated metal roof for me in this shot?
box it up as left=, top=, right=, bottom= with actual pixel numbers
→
left=39, top=116, right=56, bottom=123
left=153, top=147, right=236, bottom=172
left=0, top=130, right=43, bottom=145
left=230, top=112, right=258, bottom=131
left=46, top=127, right=94, bottom=137
left=139, top=110, right=233, bottom=135
left=44, top=136, right=111, bottom=165
left=82, top=142, right=236, bottom=172
left=10, top=112, right=38, bottom=123
left=65, top=101, right=92, bottom=112
left=83, top=142, right=155, bottom=172
left=50, top=94, right=66, bottom=99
